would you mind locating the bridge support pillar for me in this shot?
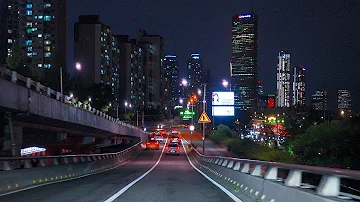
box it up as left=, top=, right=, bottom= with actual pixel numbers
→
left=82, top=136, right=95, bottom=144
left=57, top=132, right=67, bottom=142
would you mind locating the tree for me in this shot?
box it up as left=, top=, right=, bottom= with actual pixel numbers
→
left=5, top=45, right=30, bottom=77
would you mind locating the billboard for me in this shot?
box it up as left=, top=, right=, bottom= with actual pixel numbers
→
left=212, top=106, right=235, bottom=116
left=212, top=92, right=234, bottom=106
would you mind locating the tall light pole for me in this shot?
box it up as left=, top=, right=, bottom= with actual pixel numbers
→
left=60, top=66, right=63, bottom=95
left=202, top=83, right=206, bottom=154
left=124, top=101, right=128, bottom=114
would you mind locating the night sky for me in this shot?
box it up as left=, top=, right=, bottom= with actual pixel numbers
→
left=67, top=0, right=360, bottom=110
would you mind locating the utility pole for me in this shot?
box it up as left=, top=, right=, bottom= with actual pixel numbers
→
left=202, top=84, right=206, bottom=154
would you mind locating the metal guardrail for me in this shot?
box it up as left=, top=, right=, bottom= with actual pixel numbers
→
left=0, top=66, right=142, bottom=132
left=189, top=142, right=360, bottom=200
left=0, top=142, right=141, bottom=171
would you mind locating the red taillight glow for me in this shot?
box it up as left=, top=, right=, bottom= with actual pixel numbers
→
left=165, top=145, right=169, bottom=151
left=176, top=146, right=180, bottom=151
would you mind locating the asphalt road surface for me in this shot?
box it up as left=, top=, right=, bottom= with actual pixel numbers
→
left=0, top=142, right=234, bottom=202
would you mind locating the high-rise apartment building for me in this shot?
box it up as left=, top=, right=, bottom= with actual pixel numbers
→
left=338, top=89, right=351, bottom=113
left=163, top=55, right=179, bottom=105
left=292, top=65, right=306, bottom=107
left=0, top=0, right=67, bottom=71
left=137, top=29, right=166, bottom=109
left=187, top=53, right=203, bottom=91
left=74, top=15, right=120, bottom=101
left=231, top=13, right=258, bottom=112
left=276, top=50, right=291, bottom=108
left=312, top=89, right=327, bottom=111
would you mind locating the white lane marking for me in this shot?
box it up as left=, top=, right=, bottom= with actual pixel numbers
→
left=104, top=140, right=167, bottom=202
left=182, top=141, right=243, bottom=202
left=0, top=150, right=142, bottom=197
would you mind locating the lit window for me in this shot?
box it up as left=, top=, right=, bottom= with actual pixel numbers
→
left=44, top=34, right=51, bottom=39
left=101, top=70, right=104, bottom=75
left=8, top=39, right=12, bottom=43
left=44, top=16, right=51, bottom=21
left=27, top=53, right=32, bottom=57
left=31, top=28, right=37, bottom=32
left=44, top=52, right=51, bottom=57
left=38, top=34, right=42, bottom=38
left=38, top=64, right=42, bottom=68
left=25, top=40, right=32, bottom=46
left=26, top=10, right=32, bottom=15
left=44, top=64, right=51, bottom=69
left=44, top=46, right=50, bottom=51
left=26, top=4, right=32, bottom=9
left=27, top=47, right=32, bottom=52
left=44, top=3, right=51, bottom=8
left=26, top=22, right=32, bottom=27
left=8, top=29, right=12, bottom=33
left=32, top=52, right=38, bottom=56
left=44, top=40, right=51, bottom=45
left=38, top=15, right=43, bottom=19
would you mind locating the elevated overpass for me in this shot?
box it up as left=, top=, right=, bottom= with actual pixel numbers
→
left=0, top=67, right=147, bottom=156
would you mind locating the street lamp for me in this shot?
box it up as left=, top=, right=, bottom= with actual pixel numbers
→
left=189, top=125, right=195, bottom=144
left=88, top=97, right=91, bottom=102
left=75, top=62, right=82, bottom=71
left=179, top=98, right=183, bottom=104
left=70, top=93, right=74, bottom=98
left=197, top=89, right=202, bottom=95
left=222, top=80, right=228, bottom=87
left=124, top=101, right=128, bottom=114
left=181, top=79, right=188, bottom=86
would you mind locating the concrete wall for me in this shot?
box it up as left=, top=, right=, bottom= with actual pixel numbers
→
left=0, top=79, right=146, bottom=142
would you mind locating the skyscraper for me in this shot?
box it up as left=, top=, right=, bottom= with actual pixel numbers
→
left=292, top=65, right=306, bottom=107
left=187, top=53, right=203, bottom=91
left=163, top=55, right=179, bottom=105
left=338, top=89, right=351, bottom=113
left=0, top=0, right=67, bottom=71
left=231, top=13, right=258, bottom=112
left=74, top=15, right=120, bottom=101
left=276, top=50, right=291, bottom=108
left=312, top=89, right=327, bottom=111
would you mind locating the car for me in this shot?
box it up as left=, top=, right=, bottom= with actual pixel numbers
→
left=154, top=134, right=164, bottom=142
left=165, top=143, right=180, bottom=155
left=169, top=135, right=181, bottom=144
left=146, top=140, right=160, bottom=150
left=158, top=129, right=167, bottom=135
left=184, top=124, right=189, bottom=128
left=171, top=129, right=179, bottom=134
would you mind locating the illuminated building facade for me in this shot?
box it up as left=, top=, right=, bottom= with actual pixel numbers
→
left=338, top=89, right=351, bottom=113
left=276, top=50, right=291, bottom=108
left=231, top=13, right=258, bottom=112
left=292, top=65, right=306, bottom=107
left=164, top=55, right=179, bottom=105
left=312, top=89, right=327, bottom=111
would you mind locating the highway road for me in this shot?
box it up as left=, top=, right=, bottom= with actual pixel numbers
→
left=0, top=141, right=234, bottom=202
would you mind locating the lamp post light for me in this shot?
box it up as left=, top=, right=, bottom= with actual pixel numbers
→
left=75, top=62, right=82, bottom=71
left=124, top=101, right=128, bottom=114
left=189, top=125, right=195, bottom=145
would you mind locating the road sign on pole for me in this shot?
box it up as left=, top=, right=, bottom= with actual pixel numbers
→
left=198, top=111, right=211, bottom=123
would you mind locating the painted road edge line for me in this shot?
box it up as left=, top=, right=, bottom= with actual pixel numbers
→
left=0, top=150, right=143, bottom=197
left=182, top=140, right=243, bottom=202
left=104, top=140, right=167, bottom=202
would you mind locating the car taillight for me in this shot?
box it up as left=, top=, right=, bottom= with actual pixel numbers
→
left=165, top=146, right=169, bottom=151
left=146, top=142, right=150, bottom=145
left=155, top=141, right=158, bottom=144
left=176, top=146, right=180, bottom=151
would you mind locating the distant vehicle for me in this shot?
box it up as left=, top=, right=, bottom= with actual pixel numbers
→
left=158, top=129, right=167, bottom=135
left=165, top=143, right=180, bottom=156
left=154, top=134, right=164, bottom=142
left=184, top=124, right=189, bottom=128
left=146, top=140, right=159, bottom=150
left=171, top=129, right=179, bottom=134
left=169, top=135, right=181, bottom=144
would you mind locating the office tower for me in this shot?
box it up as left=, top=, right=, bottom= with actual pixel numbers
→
left=257, top=79, right=264, bottom=96
left=74, top=15, right=120, bottom=104
left=1, top=0, right=67, bottom=72
left=137, top=29, right=165, bottom=109
left=292, top=65, right=306, bottom=107
left=231, top=13, right=258, bottom=112
left=312, top=89, right=327, bottom=111
left=187, top=53, right=203, bottom=91
left=276, top=50, right=291, bottom=108
left=163, top=55, right=179, bottom=105
left=338, top=89, right=351, bottom=113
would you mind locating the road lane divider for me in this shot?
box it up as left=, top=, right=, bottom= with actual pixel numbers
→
left=181, top=140, right=242, bottom=202
left=104, top=139, right=167, bottom=202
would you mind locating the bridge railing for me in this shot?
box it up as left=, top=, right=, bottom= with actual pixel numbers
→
left=0, top=66, right=142, bottom=132
left=189, top=143, right=360, bottom=201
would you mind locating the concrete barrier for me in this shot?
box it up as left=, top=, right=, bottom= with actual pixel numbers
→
left=0, top=143, right=142, bottom=195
